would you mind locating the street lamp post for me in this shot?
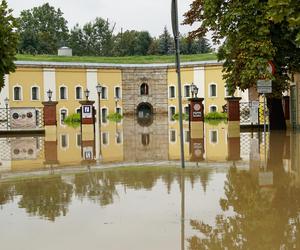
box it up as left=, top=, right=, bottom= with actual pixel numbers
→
left=190, top=83, right=198, bottom=98
left=47, top=89, right=53, bottom=101
left=96, top=83, right=102, bottom=159
left=4, top=97, right=9, bottom=130
left=84, top=89, right=90, bottom=101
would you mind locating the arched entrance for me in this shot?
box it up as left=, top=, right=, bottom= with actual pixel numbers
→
left=137, top=102, right=153, bottom=127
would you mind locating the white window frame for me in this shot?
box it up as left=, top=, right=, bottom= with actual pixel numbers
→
left=209, top=83, right=217, bottom=98
left=101, top=85, right=108, bottom=100
left=169, top=129, right=177, bottom=143
left=31, top=85, right=40, bottom=101
left=183, top=84, right=191, bottom=98
left=209, top=105, right=218, bottom=113
left=209, top=130, right=218, bottom=144
left=102, top=131, right=109, bottom=146
left=59, top=85, right=68, bottom=100
left=101, top=107, right=109, bottom=124
left=169, top=85, right=176, bottom=99
left=60, top=134, right=69, bottom=150
left=115, top=131, right=123, bottom=144
left=169, top=105, right=176, bottom=122
left=115, top=86, right=121, bottom=99
left=184, top=130, right=190, bottom=143
left=13, top=85, right=23, bottom=101
left=75, top=85, right=83, bottom=100
left=60, top=108, right=68, bottom=126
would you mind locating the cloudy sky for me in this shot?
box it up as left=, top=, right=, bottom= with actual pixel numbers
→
left=6, top=0, right=196, bottom=37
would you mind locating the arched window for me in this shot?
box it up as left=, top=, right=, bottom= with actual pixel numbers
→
left=141, top=133, right=150, bottom=146
left=60, top=109, right=68, bottom=125
left=210, top=105, right=217, bottom=113
left=75, top=86, right=82, bottom=100
left=31, top=86, right=39, bottom=100
left=140, top=83, right=149, bottom=95
left=60, top=86, right=67, bottom=99
left=13, top=86, right=21, bottom=101
left=101, top=108, right=108, bottom=123
left=169, top=86, right=175, bottom=98
left=115, top=86, right=121, bottom=99
left=169, top=106, right=176, bottom=121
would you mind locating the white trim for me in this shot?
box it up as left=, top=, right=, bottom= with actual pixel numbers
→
left=194, top=67, right=205, bottom=98
left=183, top=84, right=191, bottom=98
left=209, top=82, right=217, bottom=98
left=60, top=133, right=69, bottom=150
left=0, top=75, right=9, bottom=108
left=43, top=68, right=56, bottom=101
left=115, top=131, right=123, bottom=144
left=59, top=108, right=68, bottom=126
left=101, top=106, right=109, bottom=125
left=75, top=85, right=83, bottom=100
left=12, top=84, right=23, bottom=101
left=209, top=105, right=218, bottom=112
left=209, top=130, right=218, bottom=144
left=168, top=85, right=176, bottom=99
left=168, top=105, right=176, bottom=122
left=31, top=85, right=40, bottom=101
left=114, top=86, right=122, bottom=99
left=76, top=133, right=81, bottom=148
left=59, top=85, right=68, bottom=100
left=101, top=85, right=108, bottom=100
left=75, top=106, right=81, bottom=113
left=169, top=129, right=177, bottom=143
left=102, top=131, right=109, bottom=146
left=184, top=130, right=190, bottom=144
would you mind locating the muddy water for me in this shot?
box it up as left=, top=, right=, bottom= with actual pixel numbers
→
left=0, top=119, right=300, bottom=249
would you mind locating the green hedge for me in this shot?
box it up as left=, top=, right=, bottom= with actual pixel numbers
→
left=64, top=113, right=81, bottom=128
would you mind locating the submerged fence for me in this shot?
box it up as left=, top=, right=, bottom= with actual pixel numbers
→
left=240, top=102, right=269, bottom=126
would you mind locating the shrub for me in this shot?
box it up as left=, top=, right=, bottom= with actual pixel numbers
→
left=107, top=112, right=123, bottom=123
left=172, top=112, right=189, bottom=121
left=64, top=113, right=81, bottom=128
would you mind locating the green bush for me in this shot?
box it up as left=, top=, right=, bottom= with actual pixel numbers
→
left=172, top=113, right=189, bottom=121
left=204, top=111, right=227, bottom=120
left=64, top=113, right=81, bottom=128
left=107, top=113, right=123, bottom=123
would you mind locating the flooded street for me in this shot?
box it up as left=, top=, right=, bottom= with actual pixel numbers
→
left=1, top=117, right=300, bottom=250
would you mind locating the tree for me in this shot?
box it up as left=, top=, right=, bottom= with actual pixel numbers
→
left=184, top=0, right=300, bottom=130
left=18, top=3, right=69, bottom=54
left=135, top=31, right=153, bottom=55
left=0, top=0, right=18, bottom=90
left=158, top=26, right=174, bottom=55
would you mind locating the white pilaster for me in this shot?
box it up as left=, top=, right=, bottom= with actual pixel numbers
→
left=0, top=75, right=9, bottom=108
left=43, top=69, right=56, bottom=101
left=194, top=67, right=205, bottom=98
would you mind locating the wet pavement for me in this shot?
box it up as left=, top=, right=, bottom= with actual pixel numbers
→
left=0, top=116, right=299, bottom=250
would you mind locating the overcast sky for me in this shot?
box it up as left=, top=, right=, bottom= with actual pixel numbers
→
left=6, top=0, right=196, bottom=37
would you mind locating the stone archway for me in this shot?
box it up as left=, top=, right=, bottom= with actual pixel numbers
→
left=137, top=102, right=153, bottom=127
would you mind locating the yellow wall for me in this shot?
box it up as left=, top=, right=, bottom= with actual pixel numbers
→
left=9, top=68, right=44, bottom=108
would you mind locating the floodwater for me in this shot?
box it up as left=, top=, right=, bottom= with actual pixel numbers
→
left=1, top=116, right=300, bottom=250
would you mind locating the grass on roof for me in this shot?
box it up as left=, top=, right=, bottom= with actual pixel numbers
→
left=16, top=53, right=217, bottom=64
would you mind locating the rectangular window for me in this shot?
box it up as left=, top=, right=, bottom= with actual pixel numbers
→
left=210, top=84, right=217, bottom=97
left=116, top=107, right=121, bottom=114
left=115, top=87, right=121, bottom=99
left=32, top=87, right=39, bottom=100
left=169, top=86, right=175, bottom=98
left=101, top=108, right=108, bottom=123
left=184, top=85, right=190, bottom=98
left=76, top=87, right=82, bottom=99
left=169, top=107, right=176, bottom=121
left=184, top=131, right=190, bottom=143
left=61, top=134, right=68, bottom=148
left=170, top=130, right=176, bottom=142
left=102, top=132, right=108, bottom=145
left=210, top=130, right=218, bottom=144
left=116, top=132, right=122, bottom=144
left=101, top=87, right=107, bottom=99
left=14, top=87, right=21, bottom=100
left=60, top=87, right=67, bottom=99
left=60, top=110, right=68, bottom=124
left=76, top=134, right=81, bottom=147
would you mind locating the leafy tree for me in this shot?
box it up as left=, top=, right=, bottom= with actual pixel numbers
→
left=0, top=0, right=18, bottom=90
left=18, top=3, right=69, bottom=54
left=135, top=31, right=153, bottom=55
left=158, top=26, right=174, bottom=55
left=68, top=24, right=86, bottom=56
left=147, top=38, right=160, bottom=55
left=180, top=36, right=211, bottom=54
left=184, top=0, right=300, bottom=130
left=113, top=30, right=139, bottom=56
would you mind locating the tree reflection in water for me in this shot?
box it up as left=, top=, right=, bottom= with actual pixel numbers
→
left=188, top=166, right=300, bottom=250
left=0, top=167, right=213, bottom=221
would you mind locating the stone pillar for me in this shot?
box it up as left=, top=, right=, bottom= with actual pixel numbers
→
left=42, top=101, right=58, bottom=141
left=226, top=97, right=242, bottom=138
left=81, top=139, right=96, bottom=165
left=44, top=140, right=59, bottom=166
left=282, top=96, right=291, bottom=128
left=189, top=98, right=205, bottom=162
left=227, top=136, right=241, bottom=162
left=79, top=100, right=95, bottom=142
